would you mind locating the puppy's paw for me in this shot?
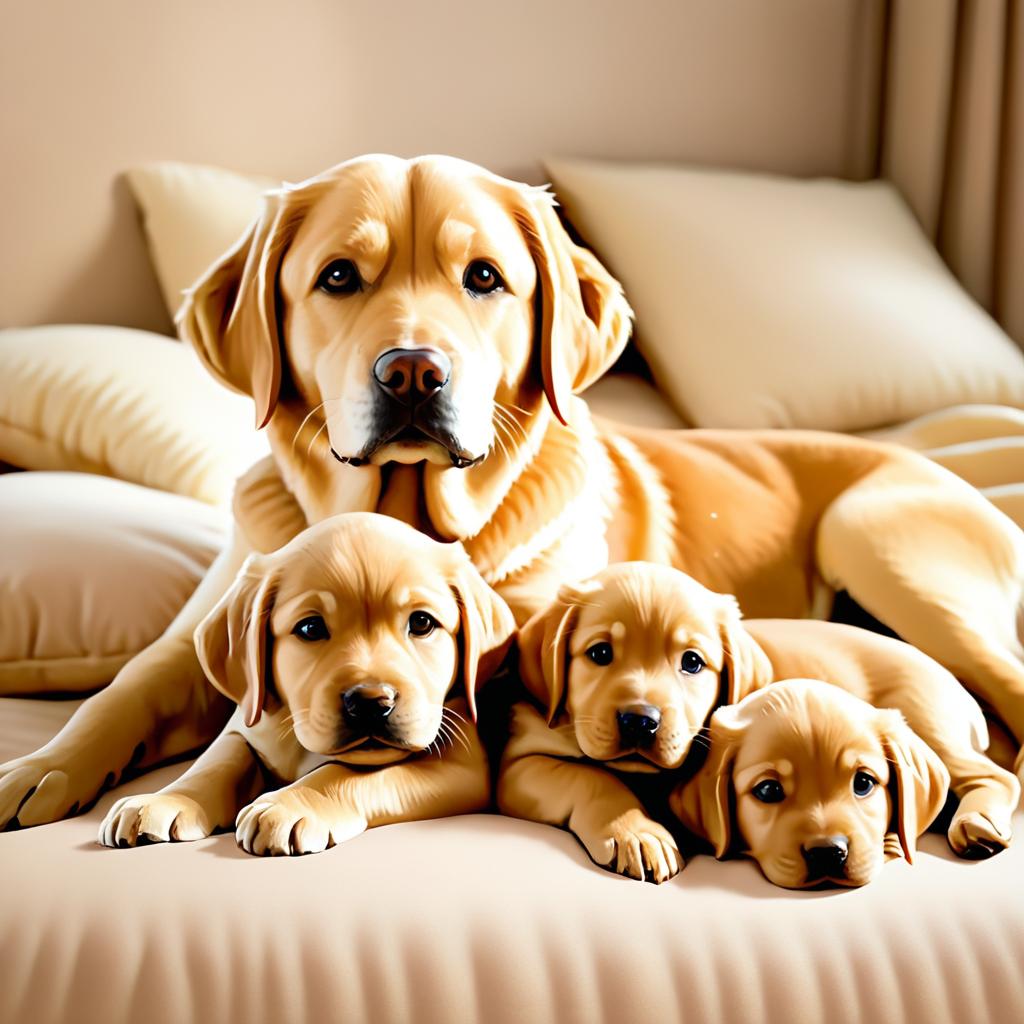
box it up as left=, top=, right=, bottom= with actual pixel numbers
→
left=98, top=793, right=213, bottom=848
left=578, top=808, right=684, bottom=884
left=235, top=791, right=366, bottom=856
left=0, top=753, right=103, bottom=830
left=948, top=810, right=1012, bottom=860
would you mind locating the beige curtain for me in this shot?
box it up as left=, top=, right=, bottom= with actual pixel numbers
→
left=882, top=0, right=1024, bottom=347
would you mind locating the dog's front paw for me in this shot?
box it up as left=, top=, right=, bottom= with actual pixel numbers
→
left=948, top=809, right=1012, bottom=860
left=98, top=793, right=213, bottom=848
left=0, top=752, right=106, bottom=830
left=235, top=791, right=366, bottom=856
left=576, top=808, right=684, bottom=884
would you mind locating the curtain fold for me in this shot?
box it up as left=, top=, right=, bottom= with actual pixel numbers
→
left=881, top=0, right=1023, bottom=347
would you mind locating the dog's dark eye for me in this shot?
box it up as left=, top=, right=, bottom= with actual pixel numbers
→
left=585, top=642, right=613, bottom=666
left=680, top=650, right=705, bottom=674
left=316, top=259, right=361, bottom=295
left=293, top=615, right=330, bottom=642
left=853, top=771, right=877, bottom=797
left=463, top=260, right=505, bottom=296
left=752, top=779, right=785, bottom=804
left=408, top=611, right=438, bottom=638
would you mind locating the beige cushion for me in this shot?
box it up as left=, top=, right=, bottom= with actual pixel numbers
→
left=126, top=162, right=275, bottom=317
left=545, top=158, right=1024, bottom=432
left=583, top=372, right=686, bottom=429
left=0, top=324, right=269, bottom=505
left=0, top=472, right=227, bottom=694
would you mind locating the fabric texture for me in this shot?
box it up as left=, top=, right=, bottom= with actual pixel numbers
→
left=126, top=162, right=275, bottom=319
left=583, top=372, right=687, bottom=429
left=0, top=324, right=269, bottom=505
left=883, top=0, right=1024, bottom=349
left=0, top=472, right=226, bottom=693
left=0, top=695, right=1021, bottom=1024
left=544, top=157, right=1024, bottom=432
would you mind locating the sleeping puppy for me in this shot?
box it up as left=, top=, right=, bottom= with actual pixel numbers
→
left=498, top=562, right=1019, bottom=882
left=670, top=680, right=949, bottom=888
left=98, top=512, right=514, bottom=855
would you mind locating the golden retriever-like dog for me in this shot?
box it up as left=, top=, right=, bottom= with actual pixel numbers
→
left=97, top=512, right=513, bottom=855
left=4, top=153, right=1024, bottom=829
left=671, top=680, right=949, bottom=889
left=499, top=563, right=1019, bottom=882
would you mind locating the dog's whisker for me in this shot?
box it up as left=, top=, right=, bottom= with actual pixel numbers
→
left=305, top=418, right=330, bottom=460
left=290, top=398, right=334, bottom=456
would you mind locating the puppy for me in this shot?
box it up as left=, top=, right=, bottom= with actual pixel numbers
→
left=98, top=512, right=514, bottom=855
left=498, top=562, right=1019, bottom=882
left=671, top=680, right=949, bottom=888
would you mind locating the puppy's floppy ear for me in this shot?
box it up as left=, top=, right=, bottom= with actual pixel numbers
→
left=717, top=596, right=773, bottom=704
left=194, top=556, right=278, bottom=727
left=448, top=551, right=517, bottom=721
left=671, top=703, right=746, bottom=858
left=177, top=188, right=306, bottom=429
left=515, top=187, right=633, bottom=425
left=876, top=709, right=950, bottom=864
left=517, top=579, right=599, bottom=723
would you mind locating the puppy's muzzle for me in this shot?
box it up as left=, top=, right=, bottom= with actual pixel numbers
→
left=801, top=835, right=850, bottom=882
left=342, top=682, right=397, bottom=731
left=373, top=348, right=451, bottom=407
left=616, top=704, right=661, bottom=747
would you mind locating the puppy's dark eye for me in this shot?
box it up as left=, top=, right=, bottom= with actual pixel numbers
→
left=853, top=771, right=877, bottom=797
left=680, top=650, right=705, bottom=674
left=408, top=611, right=438, bottom=638
left=316, top=259, right=361, bottom=295
left=463, top=260, right=505, bottom=296
left=293, top=615, right=330, bottom=642
left=585, top=642, right=613, bottom=666
left=752, top=779, right=785, bottom=804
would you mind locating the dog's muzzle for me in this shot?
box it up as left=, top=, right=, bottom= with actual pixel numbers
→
left=330, top=346, right=484, bottom=469
left=801, top=835, right=850, bottom=883
left=616, top=704, right=661, bottom=748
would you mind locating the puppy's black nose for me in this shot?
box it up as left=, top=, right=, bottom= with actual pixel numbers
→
left=802, top=836, right=850, bottom=881
left=373, top=348, right=451, bottom=406
left=342, top=682, right=397, bottom=724
left=616, top=704, right=661, bottom=746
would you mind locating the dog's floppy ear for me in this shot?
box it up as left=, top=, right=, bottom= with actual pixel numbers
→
left=516, top=188, right=633, bottom=425
left=194, top=556, right=278, bottom=727
left=448, top=550, right=517, bottom=721
left=717, top=596, right=773, bottom=704
left=671, top=703, right=746, bottom=858
left=517, top=579, right=600, bottom=723
left=177, top=188, right=305, bottom=429
left=876, top=710, right=949, bottom=864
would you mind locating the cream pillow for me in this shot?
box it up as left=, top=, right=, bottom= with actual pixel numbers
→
left=545, top=158, right=1024, bottom=431
left=0, top=325, right=269, bottom=505
left=0, top=472, right=227, bottom=693
left=126, top=162, right=275, bottom=318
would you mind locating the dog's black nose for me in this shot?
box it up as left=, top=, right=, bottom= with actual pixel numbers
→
left=373, top=348, right=451, bottom=406
left=616, top=704, right=661, bottom=746
left=802, top=836, right=850, bottom=881
left=342, top=682, right=397, bottom=724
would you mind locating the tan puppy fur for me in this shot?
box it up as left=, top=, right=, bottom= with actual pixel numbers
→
left=6, top=154, right=1024, bottom=831
left=499, top=563, right=1019, bottom=883
left=98, top=513, right=514, bottom=855
left=672, top=681, right=949, bottom=889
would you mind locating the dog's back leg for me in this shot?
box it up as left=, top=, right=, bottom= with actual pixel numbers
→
left=0, top=531, right=249, bottom=829
left=817, top=462, right=1024, bottom=768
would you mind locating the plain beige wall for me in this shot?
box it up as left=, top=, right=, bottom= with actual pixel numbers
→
left=0, top=0, right=884, bottom=333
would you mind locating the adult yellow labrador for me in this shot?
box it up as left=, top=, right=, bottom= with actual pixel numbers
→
left=500, top=563, right=1018, bottom=882
left=98, top=512, right=512, bottom=854
left=2, top=153, right=1024, bottom=828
